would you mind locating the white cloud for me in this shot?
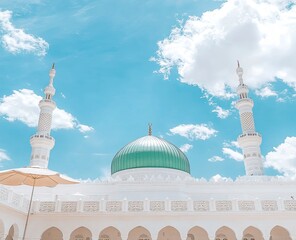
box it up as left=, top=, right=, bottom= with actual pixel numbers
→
left=223, top=140, right=240, bottom=148
left=154, top=0, right=296, bottom=97
left=255, top=86, right=278, bottom=98
left=276, top=97, right=285, bottom=102
left=0, top=149, right=10, bottom=162
left=169, top=124, right=217, bottom=140
left=0, top=10, right=48, bottom=56
left=0, top=89, right=93, bottom=132
left=0, top=89, right=40, bottom=127
left=230, top=141, right=239, bottom=148
left=223, top=147, right=243, bottom=161
left=265, top=137, right=296, bottom=177
left=212, top=106, right=230, bottom=119
left=77, top=124, right=94, bottom=133
left=99, top=167, right=111, bottom=180
left=208, top=155, right=224, bottom=162
left=179, top=143, right=193, bottom=153
left=210, top=174, right=232, bottom=182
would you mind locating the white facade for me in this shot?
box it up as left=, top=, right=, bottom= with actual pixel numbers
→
left=1, top=174, right=296, bottom=240
left=0, top=66, right=296, bottom=240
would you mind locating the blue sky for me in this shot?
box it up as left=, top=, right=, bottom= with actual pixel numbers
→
left=0, top=0, right=296, bottom=180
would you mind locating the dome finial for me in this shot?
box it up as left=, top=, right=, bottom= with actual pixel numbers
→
left=236, top=60, right=244, bottom=84
left=49, top=63, right=56, bottom=86
left=148, top=123, right=152, bottom=136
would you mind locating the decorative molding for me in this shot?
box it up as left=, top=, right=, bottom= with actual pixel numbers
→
left=0, top=187, right=9, bottom=201
left=216, top=201, right=232, bottom=211
left=106, top=201, right=122, bottom=212
left=284, top=200, right=296, bottom=211
left=238, top=201, right=255, bottom=211
left=150, top=201, right=165, bottom=212
left=194, top=201, right=209, bottom=211
left=61, top=201, right=77, bottom=212
left=11, top=193, right=21, bottom=207
left=39, top=201, right=55, bottom=212
left=171, top=201, right=187, bottom=211
left=261, top=200, right=278, bottom=211
left=128, top=201, right=144, bottom=212
left=83, top=201, right=100, bottom=212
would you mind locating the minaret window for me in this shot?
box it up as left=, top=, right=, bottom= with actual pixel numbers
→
left=240, top=93, right=248, bottom=99
left=45, top=94, right=52, bottom=100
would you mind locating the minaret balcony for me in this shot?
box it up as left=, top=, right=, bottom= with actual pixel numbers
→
left=238, top=132, right=262, bottom=147
left=39, top=99, right=56, bottom=108
left=30, top=134, right=55, bottom=149
left=239, top=132, right=261, bottom=138
left=235, top=98, right=254, bottom=109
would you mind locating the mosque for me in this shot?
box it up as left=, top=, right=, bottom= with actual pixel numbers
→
left=0, top=64, right=295, bottom=240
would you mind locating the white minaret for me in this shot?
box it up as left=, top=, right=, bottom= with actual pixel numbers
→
left=29, top=64, right=56, bottom=168
left=235, top=62, right=264, bottom=176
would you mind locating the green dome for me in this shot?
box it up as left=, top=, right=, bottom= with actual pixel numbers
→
left=111, top=135, right=190, bottom=174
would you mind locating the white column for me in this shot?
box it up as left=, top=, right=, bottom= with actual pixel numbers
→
left=262, top=231, right=270, bottom=240
left=235, top=63, right=264, bottom=176
left=150, top=229, right=159, bottom=240
left=234, top=228, right=244, bottom=240
left=29, top=64, right=57, bottom=169
left=62, top=229, right=72, bottom=240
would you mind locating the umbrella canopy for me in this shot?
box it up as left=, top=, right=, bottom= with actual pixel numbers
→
left=0, top=167, right=78, bottom=240
left=0, top=167, right=78, bottom=187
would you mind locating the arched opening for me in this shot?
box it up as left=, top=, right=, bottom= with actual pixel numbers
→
left=215, top=226, right=236, bottom=240
left=4, top=224, right=18, bottom=240
left=99, top=227, right=121, bottom=240
left=5, top=225, right=15, bottom=240
left=157, top=226, right=181, bottom=240
left=70, top=227, right=92, bottom=240
left=270, top=226, right=291, bottom=240
left=242, top=226, right=263, bottom=240
left=187, top=226, right=209, bottom=240
left=128, top=226, right=151, bottom=240
left=41, top=227, right=63, bottom=240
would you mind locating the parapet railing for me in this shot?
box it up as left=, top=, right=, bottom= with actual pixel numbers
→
left=238, top=132, right=261, bottom=138
left=30, top=134, right=54, bottom=141
left=1, top=186, right=295, bottom=214
left=236, top=98, right=253, bottom=105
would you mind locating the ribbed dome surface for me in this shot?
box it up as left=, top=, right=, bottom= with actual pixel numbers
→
left=111, top=136, right=190, bottom=174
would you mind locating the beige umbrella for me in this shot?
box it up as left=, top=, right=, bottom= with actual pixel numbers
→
left=0, top=167, right=79, bottom=240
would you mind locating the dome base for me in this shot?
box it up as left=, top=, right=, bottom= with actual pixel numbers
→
left=112, top=167, right=192, bottom=182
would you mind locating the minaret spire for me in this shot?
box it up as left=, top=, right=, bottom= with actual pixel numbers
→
left=148, top=123, right=152, bottom=136
left=49, top=63, right=55, bottom=86
left=235, top=63, right=264, bottom=176
left=29, top=65, right=57, bottom=168
left=236, top=60, right=244, bottom=85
